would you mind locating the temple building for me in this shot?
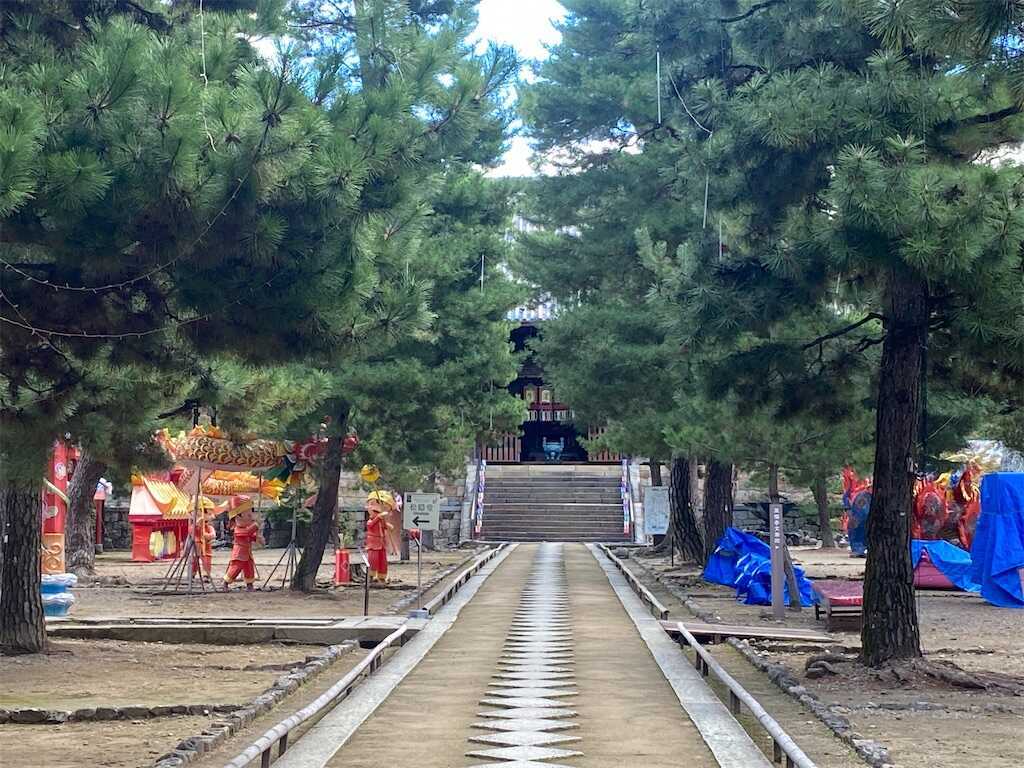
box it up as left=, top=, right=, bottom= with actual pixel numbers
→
left=480, top=300, right=619, bottom=464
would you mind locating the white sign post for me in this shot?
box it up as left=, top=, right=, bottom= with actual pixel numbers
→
left=769, top=502, right=785, bottom=620
left=403, top=493, right=440, bottom=531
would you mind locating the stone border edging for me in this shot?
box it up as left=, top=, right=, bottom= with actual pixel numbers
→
left=151, top=642, right=356, bottom=768
left=623, top=552, right=895, bottom=768
left=388, top=547, right=484, bottom=614
left=0, top=703, right=242, bottom=725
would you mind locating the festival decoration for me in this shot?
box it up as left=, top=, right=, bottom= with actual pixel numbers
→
left=360, top=464, right=381, bottom=484
left=41, top=441, right=76, bottom=574
left=128, top=473, right=192, bottom=562
left=191, top=507, right=216, bottom=580
left=201, top=470, right=284, bottom=500
left=157, top=425, right=287, bottom=472
left=841, top=466, right=872, bottom=557
left=223, top=496, right=262, bottom=591
left=365, top=490, right=396, bottom=583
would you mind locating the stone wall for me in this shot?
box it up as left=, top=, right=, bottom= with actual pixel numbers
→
left=102, top=498, right=131, bottom=550
left=731, top=502, right=826, bottom=545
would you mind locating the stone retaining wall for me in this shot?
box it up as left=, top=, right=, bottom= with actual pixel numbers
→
left=102, top=499, right=131, bottom=550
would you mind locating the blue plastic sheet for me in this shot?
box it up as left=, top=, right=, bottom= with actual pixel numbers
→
left=703, top=527, right=816, bottom=607
left=970, top=473, right=1024, bottom=608
left=910, top=539, right=980, bottom=593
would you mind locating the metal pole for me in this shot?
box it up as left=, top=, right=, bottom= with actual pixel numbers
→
left=770, top=502, right=785, bottom=620
left=416, top=537, right=422, bottom=610
left=362, top=548, right=370, bottom=617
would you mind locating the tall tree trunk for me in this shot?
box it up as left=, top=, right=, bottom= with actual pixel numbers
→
left=65, top=452, right=106, bottom=576
left=811, top=475, right=836, bottom=548
left=0, top=484, right=47, bottom=655
left=690, top=460, right=702, bottom=522
left=669, top=457, right=704, bottom=564
left=292, top=406, right=350, bottom=593
left=862, top=270, right=927, bottom=666
left=702, top=461, right=734, bottom=561
left=648, top=459, right=663, bottom=486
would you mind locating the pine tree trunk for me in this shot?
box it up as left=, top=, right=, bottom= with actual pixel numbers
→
left=669, top=457, right=704, bottom=564
left=648, top=459, right=662, bottom=486
left=862, top=270, right=927, bottom=666
left=292, top=406, right=350, bottom=593
left=65, top=452, right=106, bottom=576
left=811, top=475, right=836, bottom=548
left=702, top=461, right=734, bottom=561
left=0, top=491, right=7, bottom=588
left=0, top=484, right=47, bottom=655
left=690, top=460, right=702, bottom=522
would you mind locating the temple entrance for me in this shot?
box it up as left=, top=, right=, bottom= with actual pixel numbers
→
left=480, top=316, right=619, bottom=464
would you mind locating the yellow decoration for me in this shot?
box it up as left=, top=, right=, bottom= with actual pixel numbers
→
left=367, top=490, right=396, bottom=510
left=360, top=464, right=381, bottom=484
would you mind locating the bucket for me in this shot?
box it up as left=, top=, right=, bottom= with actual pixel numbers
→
left=334, top=549, right=350, bottom=585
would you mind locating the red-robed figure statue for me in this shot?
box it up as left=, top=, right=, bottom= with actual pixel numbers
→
left=365, top=490, right=396, bottom=583
left=223, top=496, right=262, bottom=591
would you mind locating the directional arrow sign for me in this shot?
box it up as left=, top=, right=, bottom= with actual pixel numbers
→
left=403, top=492, right=440, bottom=531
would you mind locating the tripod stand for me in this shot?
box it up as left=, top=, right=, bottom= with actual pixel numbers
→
left=162, top=467, right=214, bottom=594
left=263, top=504, right=300, bottom=590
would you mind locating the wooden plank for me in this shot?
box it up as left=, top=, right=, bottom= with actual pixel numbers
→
left=659, top=620, right=836, bottom=643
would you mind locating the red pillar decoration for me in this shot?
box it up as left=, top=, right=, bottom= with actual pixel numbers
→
left=41, top=441, right=73, bottom=573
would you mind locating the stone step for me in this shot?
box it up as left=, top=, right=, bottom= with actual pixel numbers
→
left=484, top=493, right=621, bottom=502
left=483, top=505, right=622, bottom=515
left=484, top=523, right=627, bottom=534
left=484, top=480, right=619, bottom=488
left=482, top=506, right=624, bottom=515
left=485, top=533, right=630, bottom=542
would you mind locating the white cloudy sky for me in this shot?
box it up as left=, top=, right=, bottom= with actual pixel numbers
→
left=473, top=0, right=567, bottom=176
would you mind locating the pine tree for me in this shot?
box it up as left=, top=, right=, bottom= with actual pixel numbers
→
left=283, top=1, right=518, bottom=591
left=1, top=0, right=515, bottom=648
left=524, top=1, right=1022, bottom=665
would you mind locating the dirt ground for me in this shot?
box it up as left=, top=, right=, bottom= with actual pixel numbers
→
left=630, top=546, right=1024, bottom=768
left=75, top=547, right=472, bottom=619
left=0, top=639, right=323, bottom=711
left=0, top=548, right=473, bottom=768
left=1, top=716, right=216, bottom=768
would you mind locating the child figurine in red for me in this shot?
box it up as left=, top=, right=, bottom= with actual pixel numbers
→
left=223, top=496, right=262, bottom=591
left=191, top=505, right=215, bottom=581
left=365, top=490, right=396, bottom=584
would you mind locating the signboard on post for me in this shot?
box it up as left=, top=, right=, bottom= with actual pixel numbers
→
left=644, top=487, right=670, bottom=536
left=769, top=502, right=785, bottom=620
left=403, top=493, right=440, bottom=531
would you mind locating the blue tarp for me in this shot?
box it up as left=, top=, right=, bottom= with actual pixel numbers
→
left=970, top=473, right=1024, bottom=608
left=910, top=539, right=980, bottom=593
left=703, top=527, right=816, bottom=607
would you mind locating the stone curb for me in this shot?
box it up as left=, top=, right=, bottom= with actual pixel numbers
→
left=628, top=554, right=895, bottom=768
left=0, top=703, right=241, bottom=725
left=389, top=548, right=483, bottom=614
left=149, top=642, right=356, bottom=768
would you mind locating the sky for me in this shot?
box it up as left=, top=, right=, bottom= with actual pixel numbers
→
left=473, top=0, right=567, bottom=176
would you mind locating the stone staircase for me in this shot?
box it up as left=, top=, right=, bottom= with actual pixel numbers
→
left=481, top=466, right=629, bottom=542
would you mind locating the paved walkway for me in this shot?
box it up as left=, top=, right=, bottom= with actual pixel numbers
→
left=283, top=544, right=771, bottom=767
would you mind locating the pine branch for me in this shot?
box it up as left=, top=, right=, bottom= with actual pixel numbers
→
left=801, top=313, right=884, bottom=350
left=936, top=104, right=1022, bottom=133
left=718, top=1, right=784, bottom=24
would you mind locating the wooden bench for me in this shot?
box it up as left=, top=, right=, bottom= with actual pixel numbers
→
left=812, top=579, right=864, bottom=632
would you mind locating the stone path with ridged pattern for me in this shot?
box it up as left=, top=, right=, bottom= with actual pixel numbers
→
left=293, top=543, right=770, bottom=767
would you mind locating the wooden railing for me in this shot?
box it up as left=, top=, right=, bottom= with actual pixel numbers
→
left=480, top=433, right=521, bottom=462
left=587, top=425, right=621, bottom=462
